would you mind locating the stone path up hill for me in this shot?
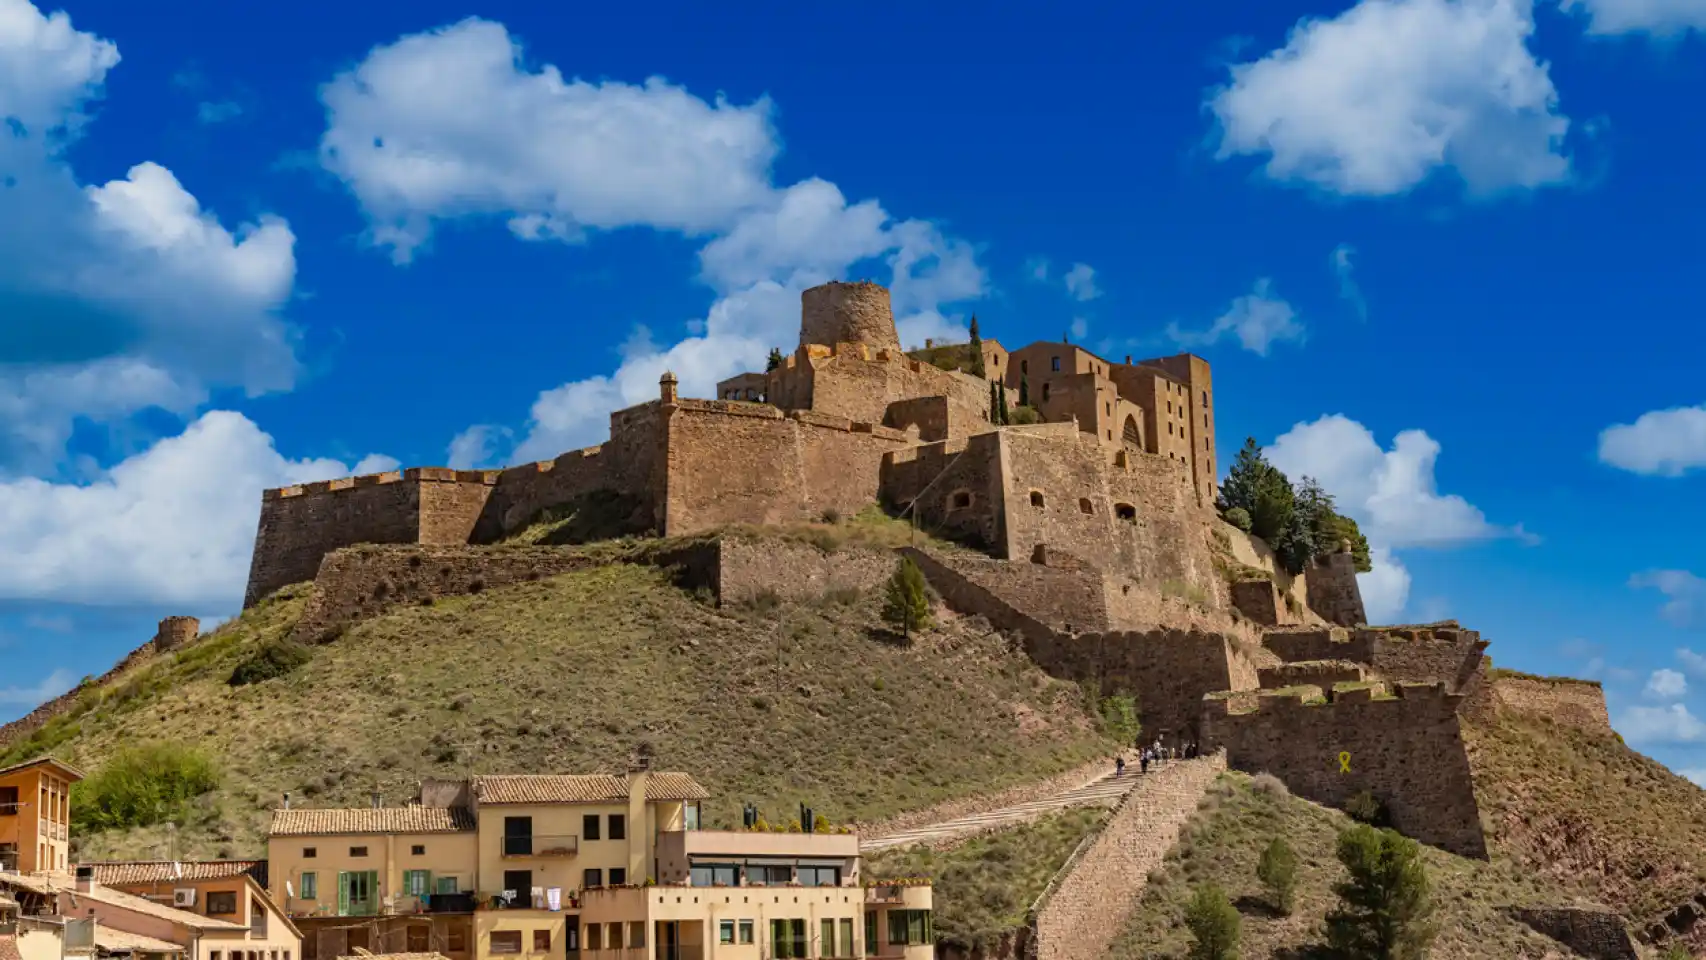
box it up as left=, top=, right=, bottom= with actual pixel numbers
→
left=861, top=761, right=1140, bottom=853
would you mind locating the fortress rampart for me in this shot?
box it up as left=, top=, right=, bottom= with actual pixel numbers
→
left=1262, top=621, right=1489, bottom=707
left=800, top=280, right=900, bottom=353
left=1202, top=680, right=1488, bottom=858
left=1487, top=672, right=1611, bottom=732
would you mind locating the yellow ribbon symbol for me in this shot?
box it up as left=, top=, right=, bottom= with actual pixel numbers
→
left=1338, top=752, right=1352, bottom=774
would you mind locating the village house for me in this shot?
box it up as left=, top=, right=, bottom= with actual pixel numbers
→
left=0, top=759, right=79, bottom=877
left=267, top=760, right=932, bottom=960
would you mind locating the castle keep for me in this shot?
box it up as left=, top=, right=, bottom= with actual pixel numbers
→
left=243, top=281, right=1228, bottom=609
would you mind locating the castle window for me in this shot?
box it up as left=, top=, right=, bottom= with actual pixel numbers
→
left=1168, top=422, right=1174, bottom=435
left=1029, top=491, right=1045, bottom=508
left=1078, top=498, right=1093, bottom=515
left=1051, top=357, right=1061, bottom=372
left=1042, top=383, right=1050, bottom=401
left=949, top=490, right=972, bottom=510
left=1116, top=503, right=1137, bottom=522
left=1202, top=391, right=1209, bottom=408
left=1021, top=360, right=1028, bottom=374
left=1167, top=400, right=1173, bottom=414
left=1105, top=402, right=1111, bottom=415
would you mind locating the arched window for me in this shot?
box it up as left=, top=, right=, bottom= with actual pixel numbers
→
left=1115, top=503, right=1137, bottom=522
left=1029, top=491, right=1045, bottom=508
left=1078, top=498, right=1093, bottom=515
left=1122, top=416, right=1141, bottom=450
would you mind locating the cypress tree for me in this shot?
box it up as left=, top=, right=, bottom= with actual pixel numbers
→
left=988, top=381, right=1000, bottom=422
left=997, top=383, right=1010, bottom=424
left=765, top=347, right=783, bottom=372
left=1019, top=378, right=1030, bottom=408
left=968, top=314, right=987, bottom=377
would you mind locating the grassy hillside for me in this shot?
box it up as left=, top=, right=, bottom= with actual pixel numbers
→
left=1465, top=698, right=1706, bottom=921
left=24, top=561, right=1114, bottom=860
left=1109, top=773, right=1600, bottom=960
left=865, top=807, right=1106, bottom=951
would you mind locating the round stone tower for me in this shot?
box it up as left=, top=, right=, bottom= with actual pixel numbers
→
left=153, top=616, right=199, bottom=653
left=799, top=281, right=900, bottom=353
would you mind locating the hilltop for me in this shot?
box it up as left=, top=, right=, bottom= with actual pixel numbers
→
left=15, top=553, right=1115, bottom=861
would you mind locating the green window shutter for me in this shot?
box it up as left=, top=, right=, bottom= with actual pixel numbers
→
left=367, top=870, right=380, bottom=908
left=337, top=872, right=351, bottom=916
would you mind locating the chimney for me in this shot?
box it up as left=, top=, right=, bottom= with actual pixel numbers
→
left=371, top=791, right=381, bottom=809
left=282, top=792, right=291, bottom=810
left=625, top=751, right=651, bottom=882
left=74, top=865, right=95, bottom=893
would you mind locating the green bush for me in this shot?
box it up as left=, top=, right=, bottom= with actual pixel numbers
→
left=73, top=743, right=219, bottom=833
left=1326, top=825, right=1437, bottom=960
left=1222, top=506, right=1253, bottom=533
left=1009, top=405, right=1042, bottom=425
left=228, top=639, right=313, bottom=686
left=1098, top=694, right=1141, bottom=745
left=1257, top=835, right=1299, bottom=915
left=881, top=556, right=932, bottom=637
left=1184, top=883, right=1241, bottom=960
left=1344, top=789, right=1391, bottom=827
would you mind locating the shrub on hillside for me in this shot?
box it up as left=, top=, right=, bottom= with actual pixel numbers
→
left=73, top=743, right=219, bottom=833
left=1098, top=694, right=1141, bottom=745
left=1257, top=835, right=1299, bottom=915
left=1222, top=506, right=1252, bottom=533
left=1251, top=772, right=1289, bottom=797
left=228, top=639, right=312, bottom=686
left=1184, top=883, right=1241, bottom=960
left=1008, top=405, right=1042, bottom=425
left=1326, top=825, right=1437, bottom=959
left=1344, top=789, right=1391, bottom=828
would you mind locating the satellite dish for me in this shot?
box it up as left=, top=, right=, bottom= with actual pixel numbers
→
left=171, top=862, right=183, bottom=880
left=285, top=881, right=295, bottom=898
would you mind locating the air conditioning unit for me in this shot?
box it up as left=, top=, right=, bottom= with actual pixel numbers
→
left=173, top=889, right=197, bottom=908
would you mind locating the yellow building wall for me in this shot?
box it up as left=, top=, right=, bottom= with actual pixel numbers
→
left=472, top=800, right=685, bottom=897
left=472, top=910, right=565, bottom=960
left=581, top=886, right=870, bottom=960
left=0, top=768, right=72, bottom=875
left=268, top=832, right=478, bottom=917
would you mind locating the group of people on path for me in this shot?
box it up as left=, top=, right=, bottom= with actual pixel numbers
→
left=1113, top=737, right=1200, bottom=777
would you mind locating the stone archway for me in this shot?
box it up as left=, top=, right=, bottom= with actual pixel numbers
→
left=1122, top=415, right=1142, bottom=452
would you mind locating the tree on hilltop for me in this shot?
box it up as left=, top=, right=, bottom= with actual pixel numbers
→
left=1218, top=438, right=1295, bottom=545
left=968, top=314, right=987, bottom=377
left=766, top=347, right=783, bottom=372
left=1326, top=825, right=1437, bottom=960
left=1184, top=883, right=1241, bottom=960
left=882, top=556, right=932, bottom=639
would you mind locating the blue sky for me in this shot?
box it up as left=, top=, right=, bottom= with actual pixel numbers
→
left=2, top=0, right=1704, bottom=774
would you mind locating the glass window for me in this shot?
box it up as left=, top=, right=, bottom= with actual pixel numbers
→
left=769, top=918, right=806, bottom=959
left=582, top=814, right=600, bottom=841
left=798, top=866, right=840, bottom=887
left=206, top=892, right=238, bottom=915
left=584, top=925, right=601, bottom=951
left=719, top=921, right=736, bottom=945
left=739, top=920, right=754, bottom=945
left=489, top=932, right=521, bottom=955
left=435, top=876, right=458, bottom=895
left=839, top=919, right=853, bottom=958
left=582, top=868, right=603, bottom=889
left=1051, top=357, right=1060, bottom=372
left=750, top=865, right=791, bottom=885
left=503, top=817, right=533, bottom=857
left=887, top=910, right=933, bottom=945
left=411, top=845, right=425, bottom=856
left=300, top=873, right=318, bottom=900
left=684, top=803, right=701, bottom=830
left=628, top=922, right=645, bottom=948
left=608, top=814, right=625, bottom=841
left=563, top=921, right=577, bottom=952
left=609, top=868, right=626, bottom=886
left=349, top=846, right=367, bottom=857
left=607, top=923, right=624, bottom=950
left=303, top=848, right=316, bottom=859
left=865, top=913, right=876, bottom=952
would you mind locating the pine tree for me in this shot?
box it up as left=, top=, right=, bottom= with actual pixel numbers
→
left=1184, top=884, right=1241, bottom=960
left=1326, top=825, right=1438, bottom=960
left=881, top=557, right=932, bottom=638
left=1217, top=438, right=1295, bottom=545
left=968, top=314, right=987, bottom=377
left=1257, top=836, right=1299, bottom=915
left=765, top=347, right=783, bottom=372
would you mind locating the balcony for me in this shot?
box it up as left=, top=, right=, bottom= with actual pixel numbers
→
left=656, top=829, right=859, bottom=864
left=502, top=834, right=578, bottom=858
left=426, top=892, right=477, bottom=914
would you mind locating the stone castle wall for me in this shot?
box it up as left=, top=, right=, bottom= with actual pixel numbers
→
left=772, top=344, right=991, bottom=429
left=1489, top=674, right=1611, bottom=732
left=715, top=537, right=896, bottom=605
left=1263, top=623, right=1488, bottom=701
left=1203, top=682, right=1487, bottom=858
left=1307, top=549, right=1366, bottom=626
left=881, top=432, right=1009, bottom=551
left=800, top=281, right=899, bottom=353
left=243, top=470, right=426, bottom=606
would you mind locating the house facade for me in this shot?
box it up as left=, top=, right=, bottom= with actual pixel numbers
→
left=0, top=759, right=80, bottom=876
left=267, top=763, right=932, bottom=960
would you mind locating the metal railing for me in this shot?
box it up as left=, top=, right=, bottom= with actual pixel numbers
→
left=502, top=834, right=578, bottom=857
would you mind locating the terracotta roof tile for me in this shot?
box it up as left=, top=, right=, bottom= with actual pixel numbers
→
left=52, top=882, right=246, bottom=931
left=95, top=926, right=187, bottom=953
left=0, top=934, right=21, bottom=960
left=473, top=773, right=708, bottom=805
left=269, top=806, right=475, bottom=837
left=80, top=861, right=266, bottom=887
left=0, top=756, right=85, bottom=781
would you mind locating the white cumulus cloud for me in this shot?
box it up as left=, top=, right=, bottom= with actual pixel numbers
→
left=312, top=18, right=988, bottom=468
left=1063, top=263, right=1101, bottom=302
left=1208, top=0, right=1571, bottom=197
left=1598, top=404, right=1706, bottom=477
left=1168, top=279, right=1303, bottom=357
left=0, top=411, right=394, bottom=609
left=0, top=0, right=299, bottom=473
left=1358, top=546, right=1413, bottom=623
left=1646, top=667, right=1688, bottom=699
left=1632, top=570, right=1706, bottom=628
left=318, top=17, right=778, bottom=264
left=1617, top=703, right=1706, bottom=744
left=1560, top=0, right=1706, bottom=34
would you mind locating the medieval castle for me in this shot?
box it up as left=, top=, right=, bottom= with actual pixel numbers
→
left=225, top=280, right=1595, bottom=871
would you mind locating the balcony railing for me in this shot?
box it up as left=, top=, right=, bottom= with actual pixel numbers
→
left=501, top=834, right=578, bottom=858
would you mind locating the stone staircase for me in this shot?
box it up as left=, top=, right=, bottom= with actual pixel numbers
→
left=860, top=763, right=1147, bottom=853
left=1030, top=753, right=1228, bottom=960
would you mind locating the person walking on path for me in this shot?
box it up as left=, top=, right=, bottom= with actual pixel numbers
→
left=1139, top=750, right=1149, bottom=774
left=1115, top=756, right=1126, bottom=776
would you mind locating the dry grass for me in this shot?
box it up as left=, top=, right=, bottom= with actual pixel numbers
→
left=864, top=807, right=1105, bottom=951
left=1466, top=708, right=1706, bottom=920
left=1108, top=773, right=1593, bottom=959
left=47, top=563, right=1112, bottom=860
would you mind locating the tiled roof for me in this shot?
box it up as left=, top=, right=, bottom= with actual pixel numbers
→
left=473, top=773, right=709, bottom=805
left=337, top=954, right=449, bottom=960
left=269, top=806, right=475, bottom=837
left=0, top=933, right=21, bottom=960
left=81, top=861, right=266, bottom=887
left=69, top=884, right=249, bottom=931
left=95, top=926, right=187, bottom=954
left=0, top=756, right=85, bottom=781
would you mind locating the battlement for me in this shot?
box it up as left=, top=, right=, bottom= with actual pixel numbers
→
left=1204, top=678, right=1454, bottom=717
left=498, top=444, right=605, bottom=483
left=264, top=469, right=405, bottom=500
